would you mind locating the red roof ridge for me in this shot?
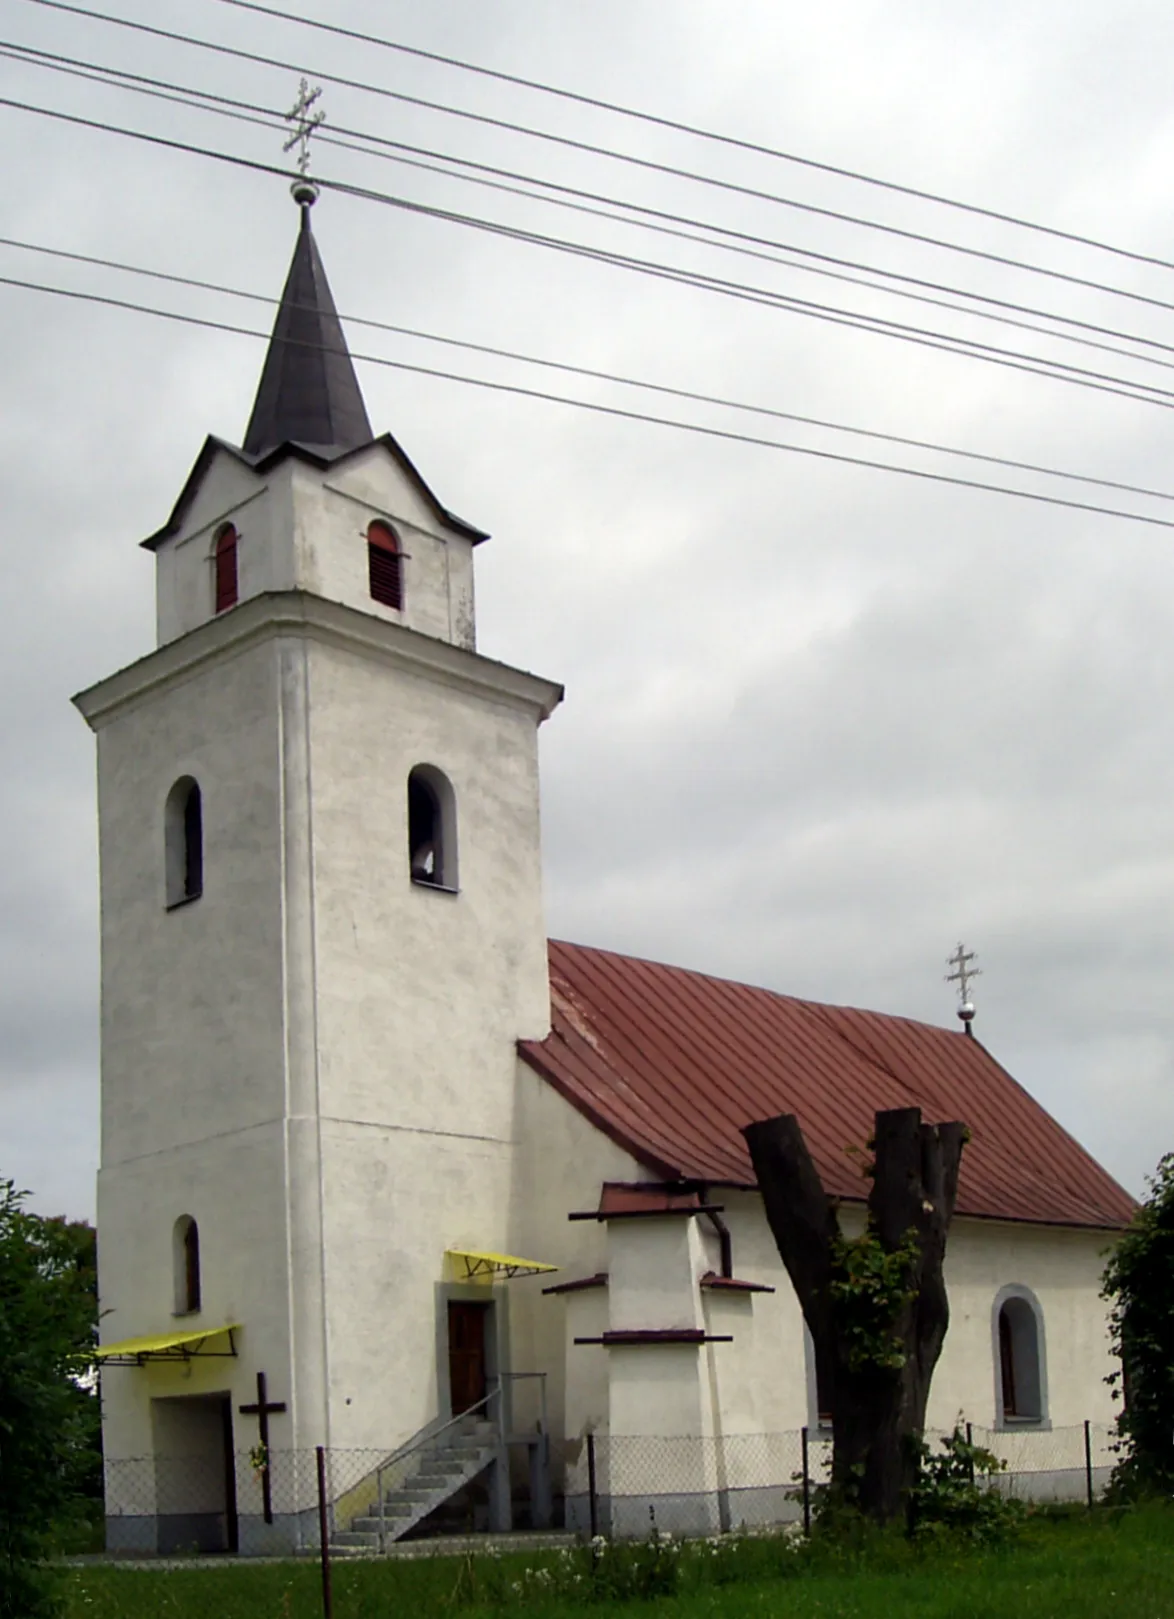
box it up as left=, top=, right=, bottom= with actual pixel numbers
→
left=547, top=936, right=970, bottom=1043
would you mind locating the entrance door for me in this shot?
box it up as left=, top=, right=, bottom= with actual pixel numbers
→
left=151, top=1393, right=239, bottom=1554
left=448, top=1300, right=490, bottom=1414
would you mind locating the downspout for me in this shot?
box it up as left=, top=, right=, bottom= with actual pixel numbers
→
left=702, top=1195, right=733, bottom=1278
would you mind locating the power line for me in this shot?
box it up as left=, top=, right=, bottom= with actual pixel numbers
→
left=5, top=92, right=1174, bottom=415
left=9, top=37, right=1174, bottom=383
left=2, top=267, right=1173, bottom=532
left=19, top=0, right=1174, bottom=319
left=202, top=0, right=1174, bottom=285
left=7, top=229, right=1173, bottom=505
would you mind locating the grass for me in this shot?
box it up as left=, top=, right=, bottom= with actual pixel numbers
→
left=59, top=1504, right=1174, bottom=1619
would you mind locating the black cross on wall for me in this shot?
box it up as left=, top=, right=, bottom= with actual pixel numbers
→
left=239, top=1371, right=287, bottom=1525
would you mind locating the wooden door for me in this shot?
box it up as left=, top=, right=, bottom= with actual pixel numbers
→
left=448, top=1301, right=489, bottom=1414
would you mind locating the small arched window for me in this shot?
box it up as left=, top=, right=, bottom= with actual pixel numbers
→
left=408, top=764, right=458, bottom=890
left=368, top=521, right=403, bottom=611
left=214, top=524, right=238, bottom=614
left=165, top=777, right=203, bottom=908
left=995, top=1288, right=1046, bottom=1424
left=173, top=1215, right=201, bottom=1315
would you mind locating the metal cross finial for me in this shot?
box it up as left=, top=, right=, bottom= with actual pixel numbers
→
left=283, top=78, right=325, bottom=200
left=946, top=943, right=981, bottom=1035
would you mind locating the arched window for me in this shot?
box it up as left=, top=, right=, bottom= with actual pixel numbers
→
left=165, top=777, right=203, bottom=907
left=214, top=523, right=238, bottom=614
left=368, top=520, right=403, bottom=611
left=994, top=1287, right=1047, bottom=1424
left=407, top=764, right=458, bottom=890
left=173, top=1215, right=201, bottom=1315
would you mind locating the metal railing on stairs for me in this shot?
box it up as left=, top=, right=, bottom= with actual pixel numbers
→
left=331, top=1382, right=507, bottom=1552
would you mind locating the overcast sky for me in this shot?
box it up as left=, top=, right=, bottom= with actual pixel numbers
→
left=5, top=0, right=1174, bottom=1220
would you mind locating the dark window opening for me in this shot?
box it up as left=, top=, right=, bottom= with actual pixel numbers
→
left=183, top=784, right=203, bottom=900
left=999, top=1307, right=1017, bottom=1416
left=166, top=777, right=204, bottom=908
left=997, top=1294, right=1043, bottom=1423
left=174, top=1215, right=201, bottom=1315
left=409, top=772, right=441, bottom=884
left=407, top=765, right=458, bottom=890
left=368, top=521, right=403, bottom=611
left=214, top=524, right=238, bottom=614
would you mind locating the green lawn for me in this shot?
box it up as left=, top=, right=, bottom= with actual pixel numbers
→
left=60, top=1505, right=1174, bottom=1619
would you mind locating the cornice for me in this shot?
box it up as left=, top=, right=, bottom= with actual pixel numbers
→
left=73, top=591, right=564, bottom=729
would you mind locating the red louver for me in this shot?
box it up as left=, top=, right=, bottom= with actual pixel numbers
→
left=368, top=521, right=403, bottom=610
left=214, top=525, right=238, bottom=613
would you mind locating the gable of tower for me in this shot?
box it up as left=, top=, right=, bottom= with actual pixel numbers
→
left=146, top=435, right=483, bottom=649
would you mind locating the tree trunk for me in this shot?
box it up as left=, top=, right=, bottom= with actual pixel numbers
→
left=743, top=1107, right=966, bottom=1524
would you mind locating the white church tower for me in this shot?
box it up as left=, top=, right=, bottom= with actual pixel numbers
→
left=75, top=189, right=562, bottom=1552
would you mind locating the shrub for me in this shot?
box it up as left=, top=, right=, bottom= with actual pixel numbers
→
left=909, top=1425, right=1025, bottom=1544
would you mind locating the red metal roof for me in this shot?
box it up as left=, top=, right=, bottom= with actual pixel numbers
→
left=518, top=941, right=1135, bottom=1231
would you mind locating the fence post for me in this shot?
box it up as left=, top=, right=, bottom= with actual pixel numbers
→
left=965, top=1421, right=975, bottom=1485
left=377, top=1462, right=385, bottom=1553
left=316, top=1446, right=334, bottom=1619
left=1084, top=1419, right=1095, bottom=1510
left=801, top=1426, right=811, bottom=1537
left=587, top=1430, right=599, bottom=1540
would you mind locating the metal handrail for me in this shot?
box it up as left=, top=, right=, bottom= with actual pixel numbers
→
left=342, top=1380, right=505, bottom=1552
left=499, top=1370, right=548, bottom=1438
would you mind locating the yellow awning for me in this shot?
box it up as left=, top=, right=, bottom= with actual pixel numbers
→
left=445, top=1249, right=558, bottom=1282
left=95, top=1323, right=241, bottom=1366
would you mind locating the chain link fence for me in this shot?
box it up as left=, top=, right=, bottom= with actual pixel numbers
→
left=91, top=1420, right=1118, bottom=1562
left=562, top=1422, right=1118, bottom=1538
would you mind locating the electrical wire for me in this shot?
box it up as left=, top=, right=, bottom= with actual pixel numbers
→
left=7, top=228, right=1173, bottom=504
left=2, top=267, right=1173, bottom=531
left=18, top=0, right=1174, bottom=318
left=8, top=37, right=1174, bottom=382
left=202, top=0, right=1174, bottom=284
left=4, top=92, right=1174, bottom=415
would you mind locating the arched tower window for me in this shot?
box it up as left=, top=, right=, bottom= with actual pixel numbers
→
left=173, top=1215, right=201, bottom=1315
left=214, top=523, right=239, bottom=614
left=408, top=765, right=458, bottom=890
left=165, top=777, right=203, bottom=908
left=368, top=520, right=403, bottom=611
left=994, top=1287, right=1047, bottom=1425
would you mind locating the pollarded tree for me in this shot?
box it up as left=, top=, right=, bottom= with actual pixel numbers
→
left=1101, top=1150, right=1174, bottom=1498
left=743, top=1107, right=966, bottom=1525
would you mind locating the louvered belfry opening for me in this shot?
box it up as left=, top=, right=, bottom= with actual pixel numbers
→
left=368, top=520, right=403, bottom=610
left=214, top=524, right=238, bottom=613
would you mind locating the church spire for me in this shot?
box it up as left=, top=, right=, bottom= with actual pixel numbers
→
left=241, top=197, right=373, bottom=461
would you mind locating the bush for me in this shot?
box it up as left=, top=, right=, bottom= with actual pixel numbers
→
left=909, top=1426, right=1025, bottom=1544
left=1102, top=1151, right=1174, bottom=1500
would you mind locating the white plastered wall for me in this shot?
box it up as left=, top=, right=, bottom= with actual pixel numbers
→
left=80, top=634, right=319, bottom=1461
left=507, top=1081, right=1120, bottom=1448
left=508, top=1060, right=644, bottom=1445
left=154, top=445, right=477, bottom=650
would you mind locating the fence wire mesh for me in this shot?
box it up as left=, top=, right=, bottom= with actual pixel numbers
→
left=91, top=1421, right=1118, bottom=1563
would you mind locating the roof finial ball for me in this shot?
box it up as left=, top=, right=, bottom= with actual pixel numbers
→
left=283, top=78, right=326, bottom=216
left=945, top=942, right=981, bottom=1038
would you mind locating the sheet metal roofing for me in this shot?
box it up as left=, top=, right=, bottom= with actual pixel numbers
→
left=519, top=941, right=1135, bottom=1231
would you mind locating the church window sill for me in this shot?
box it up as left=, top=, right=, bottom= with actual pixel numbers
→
left=165, top=892, right=202, bottom=913
left=410, top=877, right=460, bottom=896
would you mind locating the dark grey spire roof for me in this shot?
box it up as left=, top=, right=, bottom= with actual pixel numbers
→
left=242, top=203, right=373, bottom=459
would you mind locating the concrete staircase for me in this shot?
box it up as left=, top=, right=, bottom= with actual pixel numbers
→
left=332, top=1417, right=501, bottom=1552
